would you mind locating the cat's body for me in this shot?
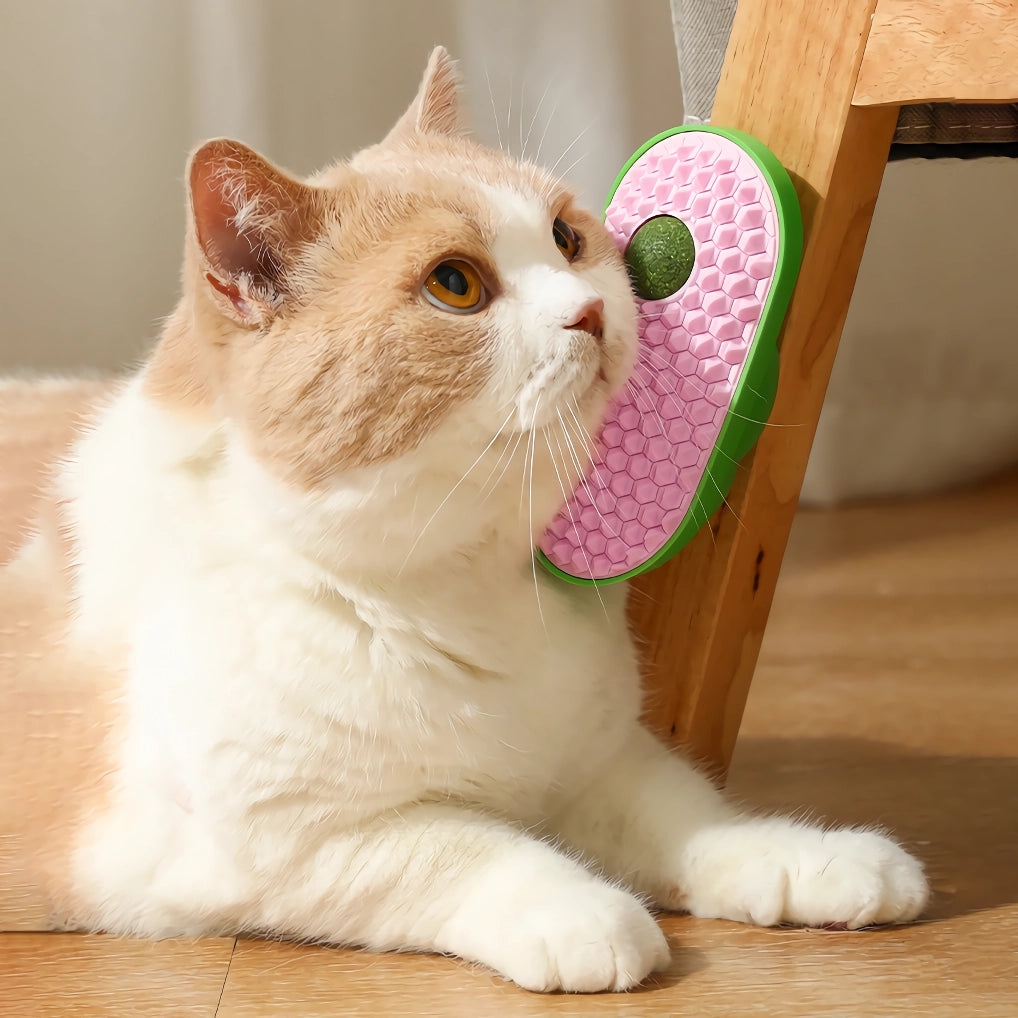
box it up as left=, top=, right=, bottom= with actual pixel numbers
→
left=0, top=49, right=928, bottom=992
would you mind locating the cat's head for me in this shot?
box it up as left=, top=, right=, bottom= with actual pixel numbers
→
left=153, top=47, right=637, bottom=570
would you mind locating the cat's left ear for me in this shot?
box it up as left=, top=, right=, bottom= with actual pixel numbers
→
left=188, top=139, right=324, bottom=326
left=383, top=46, right=466, bottom=145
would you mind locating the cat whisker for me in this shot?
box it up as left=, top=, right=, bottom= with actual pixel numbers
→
left=703, top=433, right=752, bottom=473
left=730, top=410, right=799, bottom=429
left=546, top=429, right=609, bottom=618
left=562, top=397, right=594, bottom=454
left=484, top=65, right=504, bottom=152
left=505, top=70, right=514, bottom=157
left=555, top=151, right=589, bottom=184
left=518, top=77, right=526, bottom=158
left=519, top=413, right=535, bottom=517
left=480, top=424, right=526, bottom=503
left=638, top=345, right=710, bottom=401
left=624, top=370, right=736, bottom=538
left=554, top=411, right=601, bottom=528
left=547, top=121, right=593, bottom=179
left=627, top=377, right=669, bottom=442
left=637, top=344, right=694, bottom=384
left=632, top=358, right=699, bottom=432
left=397, top=405, right=516, bottom=575
left=553, top=408, right=594, bottom=506
left=563, top=399, right=612, bottom=498
left=478, top=411, right=521, bottom=495
left=703, top=464, right=748, bottom=534
left=559, top=404, right=602, bottom=497
left=524, top=401, right=547, bottom=634
left=694, top=491, right=718, bottom=546
left=522, top=79, right=552, bottom=160
left=534, top=94, right=560, bottom=166
left=637, top=345, right=799, bottom=429
left=556, top=409, right=618, bottom=540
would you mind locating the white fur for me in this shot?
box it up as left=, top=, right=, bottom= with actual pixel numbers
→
left=54, top=181, right=928, bottom=993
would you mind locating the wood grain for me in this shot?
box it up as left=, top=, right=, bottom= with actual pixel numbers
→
left=855, top=0, right=1018, bottom=105
left=214, top=911, right=1018, bottom=1017
left=0, top=934, right=235, bottom=1018
left=214, top=936, right=696, bottom=1017
left=629, top=0, right=899, bottom=775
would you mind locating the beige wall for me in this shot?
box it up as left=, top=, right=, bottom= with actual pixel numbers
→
left=0, top=1, right=190, bottom=371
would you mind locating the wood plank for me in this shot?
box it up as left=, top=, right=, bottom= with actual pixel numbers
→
left=216, top=913, right=1018, bottom=1017
left=855, top=0, right=1018, bottom=105
left=0, top=933, right=235, bottom=1018
left=629, top=0, right=899, bottom=775
left=215, top=934, right=691, bottom=1018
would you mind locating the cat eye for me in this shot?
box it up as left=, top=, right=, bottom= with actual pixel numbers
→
left=553, top=218, right=581, bottom=262
left=424, top=259, right=487, bottom=314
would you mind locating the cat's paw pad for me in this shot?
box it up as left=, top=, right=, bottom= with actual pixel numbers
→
left=493, top=884, right=670, bottom=993
left=684, top=822, right=929, bottom=929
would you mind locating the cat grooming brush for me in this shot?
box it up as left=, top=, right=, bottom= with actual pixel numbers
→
left=540, top=126, right=802, bottom=585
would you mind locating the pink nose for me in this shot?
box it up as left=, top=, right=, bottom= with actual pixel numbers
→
left=566, top=298, right=605, bottom=339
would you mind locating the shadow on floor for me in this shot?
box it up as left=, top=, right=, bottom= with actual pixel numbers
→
left=727, top=736, right=1018, bottom=921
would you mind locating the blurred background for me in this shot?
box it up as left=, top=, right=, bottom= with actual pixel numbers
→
left=1, top=0, right=1016, bottom=502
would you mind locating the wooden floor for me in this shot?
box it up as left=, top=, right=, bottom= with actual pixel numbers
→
left=4, top=472, right=1017, bottom=1016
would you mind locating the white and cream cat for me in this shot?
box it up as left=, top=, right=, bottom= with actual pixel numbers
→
left=0, top=48, right=928, bottom=993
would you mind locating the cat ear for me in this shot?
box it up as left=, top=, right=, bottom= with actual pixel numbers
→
left=383, top=46, right=465, bottom=144
left=188, top=139, right=322, bottom=325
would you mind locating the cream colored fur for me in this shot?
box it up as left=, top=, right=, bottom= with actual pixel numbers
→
left=0, top=49, right=928, bottom=992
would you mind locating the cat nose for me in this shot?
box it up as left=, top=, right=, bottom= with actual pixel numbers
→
left=566, top=298, right=605, bottom=340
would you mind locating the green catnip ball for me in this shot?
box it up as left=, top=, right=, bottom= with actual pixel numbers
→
left=625, top=215, right=695, bottom=301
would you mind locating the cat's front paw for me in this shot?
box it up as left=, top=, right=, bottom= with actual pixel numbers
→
left=682, top=820, right=929, bottom=929
left=442, top=877, right=669, bottom=993
left=500, top=882, right=670, bottom=993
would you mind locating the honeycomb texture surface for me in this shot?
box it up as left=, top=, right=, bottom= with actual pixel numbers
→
left=541, top=131, right=779, bottom=580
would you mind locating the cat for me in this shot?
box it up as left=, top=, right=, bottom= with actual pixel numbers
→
left=0, top=47, right=928, bottom=993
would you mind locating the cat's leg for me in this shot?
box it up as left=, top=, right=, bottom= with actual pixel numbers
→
left=550, top=726, right=929, bottom=929
left=253, top=803, right=670, bottom=993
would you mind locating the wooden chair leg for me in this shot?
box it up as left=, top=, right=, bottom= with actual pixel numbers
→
left=631, top=0, right=901, bottom=778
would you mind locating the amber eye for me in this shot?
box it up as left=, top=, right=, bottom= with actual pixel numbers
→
left=553, top=218, right=581, bottom=261
left=424, top=259, right=486, bottom=313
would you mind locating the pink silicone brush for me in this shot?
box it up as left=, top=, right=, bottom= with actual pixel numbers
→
left=540, top=126, right=802, bottom=585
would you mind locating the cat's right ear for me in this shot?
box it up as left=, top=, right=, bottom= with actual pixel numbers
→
left=382, top=46, right=466, bottom=146
left=188, top=139, right=323, bottom=326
